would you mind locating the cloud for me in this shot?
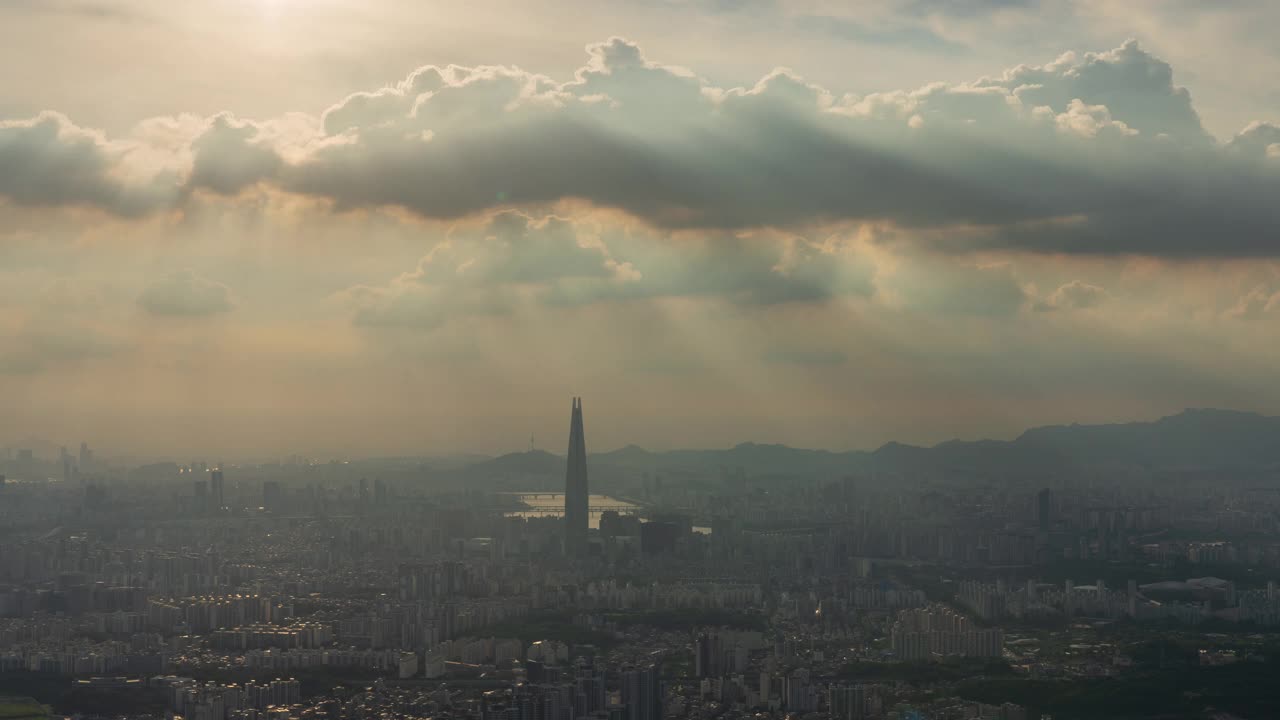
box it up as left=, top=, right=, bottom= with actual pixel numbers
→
left=1048, top=99, right=1135, bottom=140
left=0, top=112, right=177, bottom=216
left=2, top=39, right=1279, bottom=256
left=1227, top=285, right=1280, bottom=320
left=186, top=114, right=282, bottom=195
left=1035, top=279, right=1109, bottom=311
left=973, top=39, right=1209, bottom=143
left=1229, top=122, right=1280, bottom=160
left=344, top=211, right=622, bottom=329
left=279, top=36, right=1280, bottom=257
left=137, top=270, right=236, bottom=317
left=546, top=225, right=876, bottom=308
left=286, top=51, right=1049, bottom=231
left=346, top=211, right=876, bottom=329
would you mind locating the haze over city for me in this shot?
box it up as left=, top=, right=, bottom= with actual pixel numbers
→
left=5, top=3, right=1280, bottom=720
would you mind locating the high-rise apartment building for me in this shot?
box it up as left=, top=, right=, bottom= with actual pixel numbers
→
left=621, top=663, right=662, bottom=720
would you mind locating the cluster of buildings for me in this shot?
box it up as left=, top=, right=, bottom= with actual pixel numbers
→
left=957, top=575, right=1280, bottom=627
left=888, top=606, right=1004, bottom=662
left=160, top=676, right=302, bottom=720
left=478, top=658, right=662, bottom=720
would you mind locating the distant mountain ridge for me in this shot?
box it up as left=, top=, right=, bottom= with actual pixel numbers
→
left=453, top=409, right=1280, bottom=481
left=1013, top=408, right=1280, bottom=469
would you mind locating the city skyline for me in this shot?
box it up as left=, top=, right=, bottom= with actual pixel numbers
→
left=4, top=390, right=1280, bottom=719
left=4, top=404, right=1276, bottom=466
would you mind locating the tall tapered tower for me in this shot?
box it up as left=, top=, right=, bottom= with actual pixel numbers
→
left=564, top=397, right=589, bottom=556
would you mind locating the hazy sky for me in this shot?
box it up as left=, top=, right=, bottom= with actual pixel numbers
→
left=3, top=0, right=1280, bottom=459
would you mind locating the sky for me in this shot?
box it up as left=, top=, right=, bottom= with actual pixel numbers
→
left=2, top=0, right=1280, bottom=459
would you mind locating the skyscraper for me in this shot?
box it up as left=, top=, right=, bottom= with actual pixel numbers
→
left=830, top=684, right=868, bottom=720
left=78, top=442, right=92, bottom=473
left=210, top=469, right=225, bottom=511
left=621, top=663, right=662, bottom=720
left=263, top=481, right=282, bottom=513
left=194, top=480, right=209, bottom=514
left=59, top=446, right=73, bottom=483
left=694, top=633, right=721, bottom=678
left=1036, top=488, right=1053, bottom=530
left=573, top=657, right=606, bottom=716
left=564, top=397, right=589, bottom=556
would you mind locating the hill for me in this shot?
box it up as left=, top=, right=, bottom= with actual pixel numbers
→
left=441, top=408, right=1280, bottom=484
left=1014, top=408, right=1280, bottom=469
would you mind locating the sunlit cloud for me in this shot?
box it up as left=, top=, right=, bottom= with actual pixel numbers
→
left=2, top=25, right=1280, bottom=455
left=3, top=38, right=1278, bottom=256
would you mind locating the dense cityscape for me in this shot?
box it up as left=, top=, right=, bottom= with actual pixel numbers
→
left=3, top=403, right=1280, bottom=719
